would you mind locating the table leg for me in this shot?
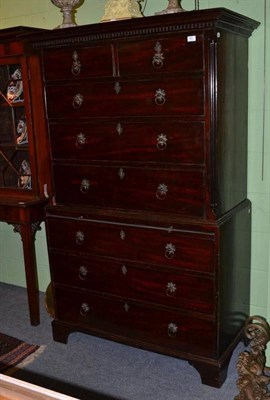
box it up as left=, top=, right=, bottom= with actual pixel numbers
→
left=19, top=223, right=40, bottom=326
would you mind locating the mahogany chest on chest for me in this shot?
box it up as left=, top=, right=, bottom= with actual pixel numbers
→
left=28, top=8, right=259, bottom=387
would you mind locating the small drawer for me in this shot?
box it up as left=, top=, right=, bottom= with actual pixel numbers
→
left=54, top=286, right=215, bottom=358
left=42, top=45, right=113, bottom=81
left=53, top=164, right=205, bottom=217
left=46, top=217, right=216, bottom=274
left=50, top=252, right=215, bottom=315
left=45, top=77, right=204, bottom=119
left=118, top=35, right=204, bottom=76
left=49, top=121, right=205, bottom=165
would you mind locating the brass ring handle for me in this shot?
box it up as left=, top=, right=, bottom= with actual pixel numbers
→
left=152, top=42, right=164, bottom=69
left=79, top=265, right=88, bottom=280
left=167, top=322, right=178, bottom=337
left=156, top=183, right=168, bottom=200
left=155, top=89, right=166, bottom=106
left=166, top=282, right=177, bottom=297
left=72, top=93, right=84, bottom=109
left=75, top=230, right=85, bottom=245
left=156, top=134, right=168, bottom=151
left=80, top=179, right=90, bottom=194
left=165, top=243, right=176, bottom=259
left=71, top=50, right=81, bottom=76
left=75, top=133, right=86, bottom=148
left=80, top=302, right=90, bottom=317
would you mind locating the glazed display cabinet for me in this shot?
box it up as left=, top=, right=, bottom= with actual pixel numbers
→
left=0, top=27, right=52, bottom=326
left=27, top=8, right=259, bottom=386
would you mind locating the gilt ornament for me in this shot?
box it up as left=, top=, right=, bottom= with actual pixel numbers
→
left=101, top=0, right=144, bottom=22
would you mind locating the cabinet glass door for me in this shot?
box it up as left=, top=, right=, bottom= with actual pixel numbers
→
left=0, top=63, right=31, bottom=190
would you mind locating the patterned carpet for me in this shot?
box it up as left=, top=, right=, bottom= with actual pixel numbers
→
left=0, top=332, right=41, bottom=373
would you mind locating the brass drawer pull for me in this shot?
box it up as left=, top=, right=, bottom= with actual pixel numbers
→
left=155, top=88, right=166, bottom=106
left=116, top=123, right=123, bottom=136
left=72, top=93, right=84, bottom=109
left=118, top=168, right=125, bottom=180
left=168, top=322, right=178, bottom=337
left=75, top=132, right=86, bottom=148
left=80, top=179, right=90, bottom=193
left=79, top=265, right=88, bottom=280
left=80, top=302, right=90, bottom=316
left=75, top=230, right=85, bottom=245
left=152, top=41, right=164, bottom=69
left=166, top=282, right=177, bottom=297
left=156, top=183, right=168, bottom=200
left=165, top=243, right=176, bottom=259
left=156, top=133, right=167, bottom=151
left=71, top=50, right=81, bottom=76
left=114, top=81, right=121, bottom=94
left=121, top=265, right=128, bottom=275
left=120, top=230, right=126, bottom=240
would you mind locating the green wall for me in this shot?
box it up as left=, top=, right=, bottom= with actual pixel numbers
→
left=0, top=0, right=269, bottom=322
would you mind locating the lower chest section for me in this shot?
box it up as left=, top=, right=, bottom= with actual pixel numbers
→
left=46, top=212, right=218, bottom=358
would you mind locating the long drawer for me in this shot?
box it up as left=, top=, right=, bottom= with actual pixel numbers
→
left=52, top=164, right=205, bottom=216
left=45, top=77, right=204, bottom=119
left=49, top=121, right=205, bottom=164
left=46, top=217, right=216, bottom=274
left=54, top=286, right=215, bottom=357
left=50, top=251, right=214, bottom=315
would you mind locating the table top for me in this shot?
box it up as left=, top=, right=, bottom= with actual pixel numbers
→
left=0, top=374, right=78, bottom=400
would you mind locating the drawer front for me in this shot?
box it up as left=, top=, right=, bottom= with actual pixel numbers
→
left=54, top=286, right=215, bottom=357
left=50, top=252, right=214, bottom=314
left=42, top=45, right=113, bottom=81
left=46, top=218, right=216, bottom=274
left=45, top=77, right=204, bottom=118
left=49, top=121, right=205, bottom=165
left=53, top=164, right=205, bottom=217
left=118, top=35, right=204, bottom=76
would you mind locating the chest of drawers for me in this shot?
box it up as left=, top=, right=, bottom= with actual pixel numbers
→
left=28, top=8, right=259, bottom=387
